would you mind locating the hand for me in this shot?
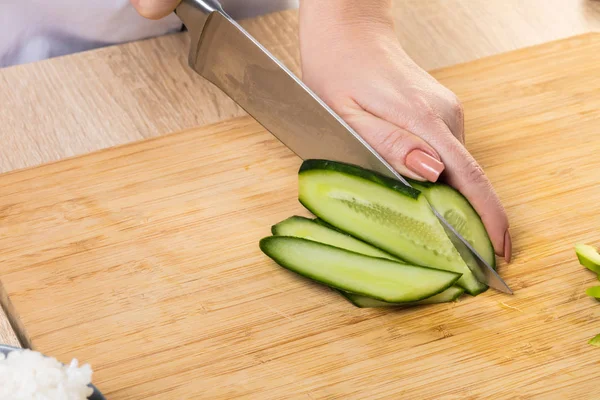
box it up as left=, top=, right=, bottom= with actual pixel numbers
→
left=299, top=0, right=511, bottom=262
left=130, top=0, right=181, bottom=19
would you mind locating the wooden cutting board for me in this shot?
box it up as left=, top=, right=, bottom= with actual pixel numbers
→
left=1, top=33, right=600, bottom=399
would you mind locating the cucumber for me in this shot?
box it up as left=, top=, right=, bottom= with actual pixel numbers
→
left=585, top=286, right=600, bottom=299
left=297, top=159, right=487, bottom=295
left=271, top=215, right=401, bottom=261
left=312, top=217, right=350, bottom=235
left=575, top=244, right=600, bottom=274
left=272, top=215, right=464, bottom=306
left=408, top=180, right=494, bottom=288
left=589, top=334, right=600, bottom=347
left=259, top=236, right=462, bottom=303
left=338, top=286, right=465, bottom=308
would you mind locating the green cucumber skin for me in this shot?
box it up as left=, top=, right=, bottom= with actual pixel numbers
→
left=589, top=334, right=600, bottom=347
left=259, top=236, right=462, bottom=303
left=311, top=217, right=410, bottom=263
left=338, top=286, right=465, bottom=308
left=409, top=179, right=496, bottom=271
left=271, top=215, right=402, bottom=262
left=272, top=216, right=471, bottom=307
left=299, top=159, right=420, bottom=199
left=585, top=286, right=600, bottom=299
left=575, top=244, right=600, bottom=274
left=312, top=217, right=348, bottom=234
left=577, top=254, right=600, bottom=274
left=297, top=159, right=486, bottom=295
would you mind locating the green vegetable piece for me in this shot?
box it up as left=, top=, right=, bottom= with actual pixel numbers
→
left=259, top=236, right=462, bottom=303
left=409, top=180, right=495, bottom=288
left=272, top=215, right=463, bottom=307
left=297, top=159, right=487, bottom=295
left=272, top=216, right=401, bottom=262
left=585, top=286, right=600, bottom=299
left=338, top=286, right=465, bottom=308
left=589, top=334, right=600, bottom=347
left=575, top=244, right=600, bottom=274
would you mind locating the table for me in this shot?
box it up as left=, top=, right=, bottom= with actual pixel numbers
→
left=0, top=0, right=598, bottom=350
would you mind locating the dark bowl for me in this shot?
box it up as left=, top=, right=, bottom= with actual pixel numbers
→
left=0, top=344, right=105, bottom=400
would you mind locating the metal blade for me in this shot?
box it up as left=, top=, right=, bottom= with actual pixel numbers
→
left=181, top=10, right=512, bottom=294
left=432, top=208, right=513, bottom=294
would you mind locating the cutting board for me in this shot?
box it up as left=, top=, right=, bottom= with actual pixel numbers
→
left=1, top=33, right=600, bottom=399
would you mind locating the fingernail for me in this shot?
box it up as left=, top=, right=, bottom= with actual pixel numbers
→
left=405, top=149, right=445, bottom=182
left=504, top=229, right=512, bottom=263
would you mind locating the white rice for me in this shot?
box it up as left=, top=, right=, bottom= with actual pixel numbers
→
left=0, top=349, right=94, bottom=400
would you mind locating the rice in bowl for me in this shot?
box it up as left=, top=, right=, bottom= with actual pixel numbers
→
left=0, top=348, right=94, bottom=400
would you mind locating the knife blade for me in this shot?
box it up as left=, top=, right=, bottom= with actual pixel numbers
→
left=174, top=0, right=513, bottom=294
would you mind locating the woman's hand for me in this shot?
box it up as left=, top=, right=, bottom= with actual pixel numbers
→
left=130, top=0, right=512, bottom=262
left=299, top=0, right=511, bottom=262
left=130, top=0, right=181, bottom=19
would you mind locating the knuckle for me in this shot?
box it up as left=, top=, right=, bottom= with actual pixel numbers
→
left=411, top=93, right=437, bottom=120
left=464, top=158, right=487, bottom=186
left=448, top=95, right=465, bottom=123
left=442, top=93, right=465, bottom=142
left=379, top=128, right=410, bottom=156
left=375, top=128, right=421, bottom=162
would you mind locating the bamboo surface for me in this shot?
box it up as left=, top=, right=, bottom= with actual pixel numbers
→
left=0, top=33, right=599, bottom=398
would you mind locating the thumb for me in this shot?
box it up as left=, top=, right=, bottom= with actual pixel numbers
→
left=343, top=109, right=445, bottom=183
left=130, top=0, right=181, bottom=19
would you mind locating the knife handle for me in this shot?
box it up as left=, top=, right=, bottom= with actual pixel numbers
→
left=175, top=0, right=226, bottom=68
left=175, top=0, right=225, bottom=33
left=176, top=0, right=223, bottom=16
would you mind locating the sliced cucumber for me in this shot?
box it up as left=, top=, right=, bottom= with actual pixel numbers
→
left=589, top=334, right=600, bottom=347
left=271, top=216, right=401, bottom=261
left=409, top=180, right=494, bottom=287
left=585, top=286, right=600, bottom=299
left=272, top=215, right=465, bottom=306
left=312, top=217, right=349, bottom=234
left=575, top=244, right=600, bottom=274
left=338, top=286, right=465, bottom=308
left=259, top=236, right=462, bottom=303
left=297, top=159, right=487, bottom=295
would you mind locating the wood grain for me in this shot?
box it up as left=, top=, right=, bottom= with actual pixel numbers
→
left=0, top=309, right=19, bottom=347
left=391, top=0, right=600, bottom=69
left=0, top=33, right=599, bottom=398
left=4, top=0, right=597, bottom=345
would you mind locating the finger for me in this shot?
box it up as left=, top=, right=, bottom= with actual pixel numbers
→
left=361, top=96, right=510, bottom=261
left=130, top=0, right=181, bottom=19
left=341, top=107, right=445, bottom=182
left=430, top=125, right=511, bottom=261
left=438, top=97, right=465, bottom=145
left=424, top=87, right=465, bottom=144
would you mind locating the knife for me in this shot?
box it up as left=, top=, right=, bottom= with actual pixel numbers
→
left=174, top=0, right=513, bottom=294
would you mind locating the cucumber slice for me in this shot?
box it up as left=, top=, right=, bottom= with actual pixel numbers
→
left=312, top=217, right=349, bottom=235
left=585, top=286, right=600, bottom=299
left=589, top=334, right=600, bottom=347
left=409, top=180, right=496, bottom=269
left=408, top=180, right=494, bottom=288
left=272, top=215, right=465, bottom=307
left=339, top=286, right=465, bottom=308
left=259, top=236, right=462, bottom=303
left=575, top=244, right=600, bottom=274
left=271, top=216, right=401, bottom=261
left=297, top=159, right=487, bottom=295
